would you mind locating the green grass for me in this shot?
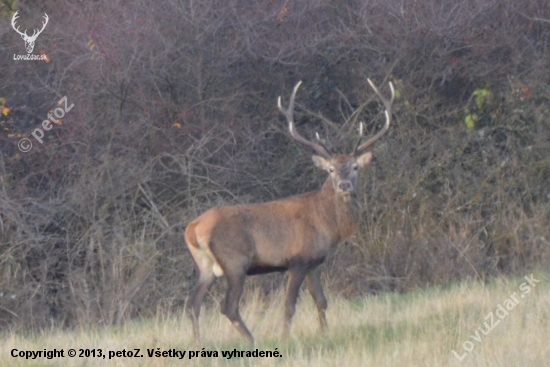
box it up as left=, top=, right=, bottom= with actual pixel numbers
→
left=2, top=273, right=549, bottom=366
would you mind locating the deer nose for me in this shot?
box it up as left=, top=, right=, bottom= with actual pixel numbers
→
left=338, top=181, right=352, bottom=192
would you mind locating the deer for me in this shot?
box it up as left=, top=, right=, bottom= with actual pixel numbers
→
left=11, top=11, right=49, bottom=54
left=185, top=79, right=394, bottom=344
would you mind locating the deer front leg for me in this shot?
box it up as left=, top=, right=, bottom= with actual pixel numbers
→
left=283, top=266, right=308, bottom=336
left=305, top=266, right=328, bottom=330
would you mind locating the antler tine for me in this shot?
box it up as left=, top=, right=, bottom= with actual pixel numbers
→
left=352, top=121, right=364, bottom=154
left=278, top=81, right=332, bottom=159
left=354, top=79, right=395, bottom=156
left=315, top=132, right=332, bottom=156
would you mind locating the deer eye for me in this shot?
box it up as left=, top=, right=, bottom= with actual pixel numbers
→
left=352, top=164, right=359, bottom=171
left=329, top=167, right=335, bottom=173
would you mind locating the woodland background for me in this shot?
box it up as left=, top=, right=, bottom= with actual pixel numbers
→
left=0, top=0, right=549, bottom=330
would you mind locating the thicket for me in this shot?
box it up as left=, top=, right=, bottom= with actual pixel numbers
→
left=0, top=0, right=549, bottom=330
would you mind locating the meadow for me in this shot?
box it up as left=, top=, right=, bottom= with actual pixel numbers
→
left=2, top=272, right=549, bottom=367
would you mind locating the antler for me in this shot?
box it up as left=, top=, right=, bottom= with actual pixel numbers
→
left=31, top=13, right=49, bottom=39
left=11, top=11, right=48, bottom=39
left=353, top=79, right=395, bottom=156
left=11, top=11, right=26, bottom=37
left=278, top=81, right=332, bottom=159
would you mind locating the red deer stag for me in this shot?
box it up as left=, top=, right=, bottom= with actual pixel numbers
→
left=185, top=79, right=394, bottom=343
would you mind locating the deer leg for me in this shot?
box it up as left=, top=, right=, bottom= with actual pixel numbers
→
left=221, top=271, right=254, bottom=343
left=189, top=270, right=216, bottom=344
left=305, top=266, right=328, bottom=330
left=283, top=266, right=308, bottom=336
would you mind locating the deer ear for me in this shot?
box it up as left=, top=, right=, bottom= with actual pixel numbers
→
left=356, top=151, right=373, bottom=168
left=312, top=155, right=330, bottom=170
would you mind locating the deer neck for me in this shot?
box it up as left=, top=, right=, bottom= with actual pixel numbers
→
left=316, top=178, right=362, bottom=243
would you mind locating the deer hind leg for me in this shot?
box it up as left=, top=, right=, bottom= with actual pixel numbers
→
left=189, top=268, right=216, bottom=344
left=221, top=270, right=254, bottom=343
left=283, top=265, right=308, bottom=336
left=186, top=225, right=220, bottom=344
left=305, top=266, right=328, bottom=330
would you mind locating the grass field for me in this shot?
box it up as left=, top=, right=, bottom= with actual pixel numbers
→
left=2, top=272, right=549, bottom=367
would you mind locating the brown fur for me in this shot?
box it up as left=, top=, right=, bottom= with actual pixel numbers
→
left=186, top=154, right=370, bottom=344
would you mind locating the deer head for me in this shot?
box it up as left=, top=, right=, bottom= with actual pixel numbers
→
left=277, top=79, right=395, bottom=198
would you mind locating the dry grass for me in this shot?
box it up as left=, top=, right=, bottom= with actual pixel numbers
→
left=2, top=272, right=549, bottom=367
